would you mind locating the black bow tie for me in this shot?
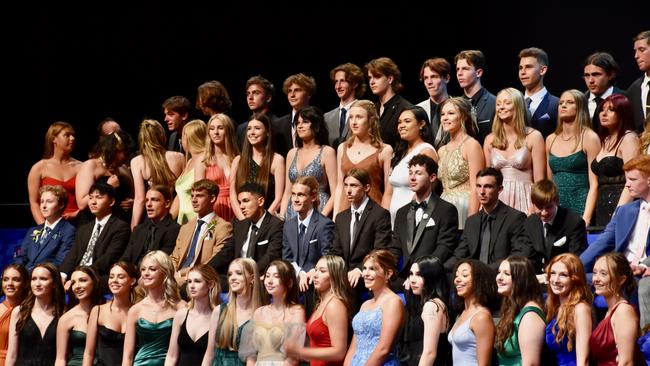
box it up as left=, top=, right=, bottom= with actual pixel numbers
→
left=411, top=200, right=427, bottom=210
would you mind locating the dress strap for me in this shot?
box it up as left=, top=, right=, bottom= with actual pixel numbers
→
left=579, top=129, right=586, bottom=150
left=549, top=134, right=559, bottom=150
left=613, top=131, right=633, bottom=156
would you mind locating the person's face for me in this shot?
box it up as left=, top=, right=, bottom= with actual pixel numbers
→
left=264, top=265, right=286, bottom=298
left=422, top=67, right=448, bottom=99
left=208, top=118, right=226, bottom=146
left=408, top=263, right=425, bottom=296
left=533, top=200, right=558, bottom=223
left=334, top=71, right=354, bottom=100
left=2, top=268, right=25, bottom=300
left=287, top=83, right=309, bottom=109
left=191, top=188, right=215, bottom=215
left=634, top=38, right=650, bottom=73
left=440, top=102, right=462, bottom=134
left=71, top=270, right=94, bottom=301
left=187, top=270, right=212, bottom=300
left=548, top=261, right=573, bottom=298
left=228, top=262, right=250, bottom=295
left=312, top=258, right=332, bottom=293
left=495, top=92, right=515, bottom=122
left=583, top=64, right=613, bottom=96
left=456, top=59, right=481, bottom=90
left=496, top=260, right=513, bottom=296
left=108, top=265, right=135, bottom=296
left=140, top=258, right=164, bottom=288
left=518, top=56, right=545, bottom=89
left=362, top=258, right=388, bottom=290
left=53, top=128, right=75, bottom=153
left=238, top=191, right=264, bottom=220
left=348, top=106, right=370, bottom=137
left=146, top=190, right=170, bottom=221
left=291, top=183, right=315, bottom=215
left=40, top=191, right=63, bottom=222
left=247, top=84, right=270, bottom=112
left=164, top=109, right=185, bottom=132
left=476, top=175, right=501, bottom=207
left=295, top=115, right=314, bottom=141
left=88, top=190, right=114, bottom=217
left=454, top=262, right=474, bottom=298
left=31, top=266, right=54, bottom=298
left=409, top=164, right=435, bottom=194
left=246, top=119, right=268, bottom=147
left=624, top=169, right=650, bottom=199
left=598, top=101, right=620, bottom=129
left=368, top=72, right=392, bottom=96
left=558, top=92, right=578, bottom=122
left=397, top=110, right=424, bottom=142
left=344, top=175, right=369, bottom=204
left=592, top=257, right=614, bottom=297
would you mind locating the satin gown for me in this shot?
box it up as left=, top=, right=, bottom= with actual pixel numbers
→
left=16, top=316, right=58, bottom=366
left=133, top=318, right=173, bottom=366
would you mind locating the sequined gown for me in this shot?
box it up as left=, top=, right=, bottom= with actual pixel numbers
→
left=438, top=137, right=471, bottom=229
left=286, top=147, right=329, bottom=219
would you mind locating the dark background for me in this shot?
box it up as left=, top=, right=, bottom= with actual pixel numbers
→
left=3, top=2, right=647, bottom=227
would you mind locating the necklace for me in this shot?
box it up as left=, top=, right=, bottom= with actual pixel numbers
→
left=559, top=133, right=575, bottom=141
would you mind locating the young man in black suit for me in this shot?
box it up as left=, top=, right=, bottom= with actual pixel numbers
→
left=237, top=76, right=279, bottom=148
left=445, top=168, right=526, bottom=271
left=514, top=180, right=587, bottom=276
left=121, top=185, right=180, bottom=266
left=162, top=96, right=193, bottom=153
left=583, top=52, right=624, bottom=132
left=392, top=154, right=459, bottom=284
left=455, top=50, right=496, bottom=144
left=209, top=182, right=283, bottom=280
left=331, top=168, right=392, bottom=293
left=627, top=30, right=650, bottom=133
left=60, top=182, right=130, bottom=288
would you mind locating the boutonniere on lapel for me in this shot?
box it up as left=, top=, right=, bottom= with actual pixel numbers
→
left=31, top=229, right=43, bottom=242
left=423, top=213, right=429, bottom=220
left=51, top=232, right=60, bottom=241
left=205, top=220, right=217, bottom=240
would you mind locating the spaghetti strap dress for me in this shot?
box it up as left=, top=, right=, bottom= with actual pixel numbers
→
left=338, top=146, right=384, bottom=214
left=175, top=168, right=196, bottom=225
left=132, top=317, right=173, bottom=366
left=0, top=302, right=14, bottom=364
left=177, top=310, right=209, bottom=366
left=206, top=163, right=235, bottom=222
left=491, top=145, right=533, bottom=214
left=590, top=135, right=628, bottom=227
left=95, top=306, right=125, bottom=366
left=438, top=138, right=471, bottom=229
left=16, top=316, right=58, bottom=366
left=286, top=147, right=329, bottom=220
left=548, top=132, right=589, bottom=217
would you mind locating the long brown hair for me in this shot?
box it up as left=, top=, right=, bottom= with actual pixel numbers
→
left=545, top=253, right=593, bottom=352
left=344, top=100, right=383, bottom=149
left=2, top=264, right=29, bottom=302
left=235, top=113, right=274, bottom=196
left=555, top=90, right=592, bottom=152
left=16, top=263, right=66, bottom=333
left=495, top=256, right=544, bottom=352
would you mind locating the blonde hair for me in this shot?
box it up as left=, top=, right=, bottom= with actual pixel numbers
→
left=556, top=90, right=592, bottom=152
left=182, top=120, right=208, bottom=159
left=345, top=99, right=383, bottom=148
left=315, top=255, right=352, bottom=317
left=138, top=251, right=181, bottom=308
left=204, top=113, right=239, bottom=166
left=491, top=88, right=528, bottom=150
left=138, top=119, right=177, bottom=188
left=217, top=258, right=264, bottom=350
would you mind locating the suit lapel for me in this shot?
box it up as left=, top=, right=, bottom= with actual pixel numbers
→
left=489, top=204, right=506, bottom=257
left=32, top=223, right=49, bottom=261
left=234, top=219, right=251, bottom=258
left=532, top=93, right=549, bottom=120
left=250, top=215, right=270, bottom=257
left=301, top=213, right=319, bottom=264
left=353, top=202, right=373, bottom=251
left=411, top=196, right=438, bottom=253
left=340, top=210, right=352, bottom=259
left=405, top=206, right=416, bottom=253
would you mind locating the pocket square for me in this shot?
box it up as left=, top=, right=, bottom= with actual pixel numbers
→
left=553, top=236, right=567, bottom=247
left=257, top=240, right=269, bottom=246
left=309, top=239, right=318, bottom=244
left=539, top=113, right=550, bottom=120
left=425, top=218, right=436, bottom=227
left=478, top=119, right=491, bottom=124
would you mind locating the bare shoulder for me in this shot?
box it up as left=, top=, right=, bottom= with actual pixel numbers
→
left=322, top=145, right=336, bottom=157
left=527, top=129, right=544, bottom=143
left=380, top=144, right=394, bottom=157
left=272, top=153, right=285, bottom=165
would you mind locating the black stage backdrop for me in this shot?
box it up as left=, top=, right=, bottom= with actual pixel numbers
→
left=2, top=2, right=647, bottom=226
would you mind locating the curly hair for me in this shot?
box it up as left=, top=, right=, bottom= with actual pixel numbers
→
left=138, top=251, right=181, bottom=308
left=452, top=259, right=498, bottom=314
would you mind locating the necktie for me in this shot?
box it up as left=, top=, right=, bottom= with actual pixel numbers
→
left=297, top=223, right=306, bottom=260
left=292, top=113, right=298, bottom=147
left=633, top=203, right=650, bottom=264
left=80, top=224, right=102, bottom=266
left=39, top=227, right=52, bottom=245
left=351, top=211, right=360, bottom=250
left=479, top=214, right=492, bottom=263
left=525, top=97, right=533, bottom=109
left=182, top=220, right=205, bottom=269
left=543, top=222, right=551, bottom=239
left=645, top=80, right=650, bottom=118
left=246, top=224, right=258, bottom=257
left=339, top=107, right=347, bottom=135
left=146, top=224, right=157, bottom=252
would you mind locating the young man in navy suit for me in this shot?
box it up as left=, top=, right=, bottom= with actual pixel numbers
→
left=518, top=47, right=559, bottom=139
left=16, top=185, right=75, bottom=271
left=579, top=156, right=650, bottom=323
left=455, top=50, right=496, bottom=144
left=282, top=176, right=334, bottom=292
